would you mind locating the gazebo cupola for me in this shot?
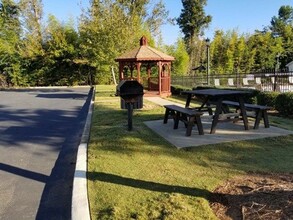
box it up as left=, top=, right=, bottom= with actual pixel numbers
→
left=115, top=36, right=175, bottom=96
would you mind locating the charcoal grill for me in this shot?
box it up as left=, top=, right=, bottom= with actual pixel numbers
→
left=116, top=80, right=144, bottom=130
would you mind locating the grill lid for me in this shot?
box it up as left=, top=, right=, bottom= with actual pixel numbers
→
left=116, top=80, right=144, bottom=96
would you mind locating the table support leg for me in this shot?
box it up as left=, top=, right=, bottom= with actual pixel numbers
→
left=210, top=98, right=223, bottom=134
left=185, top=94, right=192, bottom=108
left=238, top=97, right=249, bottom=130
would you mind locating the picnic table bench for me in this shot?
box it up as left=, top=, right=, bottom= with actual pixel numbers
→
left=163, top=105, right=204, bottom=136
left=222, top=100, right=273, bottom=129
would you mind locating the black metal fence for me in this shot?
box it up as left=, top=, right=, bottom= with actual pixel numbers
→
left=172, top=70, right=293, bottom=92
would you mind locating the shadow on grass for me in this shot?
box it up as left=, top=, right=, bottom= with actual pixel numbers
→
left=88, top=171, right=293, bottom=219
left=88, top=171, right=210, bottom=198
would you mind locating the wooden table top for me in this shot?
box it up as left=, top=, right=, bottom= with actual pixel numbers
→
left=182, top=89, right=251, bottom=97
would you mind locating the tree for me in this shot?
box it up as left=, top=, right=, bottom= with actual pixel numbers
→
left=43, top=15, right=82, bottom=85
left=145, top=0, right=169, bottom=38
left=210, top=30, right=225, bottom=73
left=269, top=5, right=293, bottom=67
left=0, top=0, right=23, bottom=86
left=248, top=32, right=283, bottom=71
left=270, top=5, right=293, bottom=36
left=177, top=0, right=211, bottom=44
left=79, top=0, right=169, bottom=84
left=165, top=38, right=189, bottom=76
left=177, top=0, right=211, bottom=73
left=19, top=0, right=44, bottom=58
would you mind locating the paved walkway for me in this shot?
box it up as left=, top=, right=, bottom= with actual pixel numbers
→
left=0, top=87, right=91, bottom=220
left=144, top=97, right=293, bottom=148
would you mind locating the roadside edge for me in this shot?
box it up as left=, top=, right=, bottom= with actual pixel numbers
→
left=71, top=86, right=95, bottom=220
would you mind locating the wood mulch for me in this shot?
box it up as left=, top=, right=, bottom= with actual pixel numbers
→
left=209, top=172, right=293, bottom=220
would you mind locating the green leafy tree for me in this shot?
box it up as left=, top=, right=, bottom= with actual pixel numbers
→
left=19, top=0, right=44, bottom=58
left=0, top=0, right=24, bottom=86
left=248, top=32, right=283, bottom=71
left=165, top=38, right=189, bottom=76
left=18, top=0, right=45, bottom=85
left=79, top=0, right=168, bottom=84
left=43, top=15, right=82, bottom=85
left=210, top=30, right=225, bottom=74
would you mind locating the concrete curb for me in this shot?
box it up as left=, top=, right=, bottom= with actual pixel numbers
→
left=71, top=87, right=95, bottom=220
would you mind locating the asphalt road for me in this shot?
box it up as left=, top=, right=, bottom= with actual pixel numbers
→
left=0, top=87, right=92, bottom=220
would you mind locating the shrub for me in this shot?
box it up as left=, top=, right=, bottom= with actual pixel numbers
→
left=275, top=92, right=293, bottom=116
left=257, top=91, right=279, bottom=108
left=239, top=88, right=260, bottom=104
left=171, top=85, right=191, bottom=95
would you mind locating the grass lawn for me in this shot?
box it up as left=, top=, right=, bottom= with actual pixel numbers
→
left=88, top=85, right=293, bottom=220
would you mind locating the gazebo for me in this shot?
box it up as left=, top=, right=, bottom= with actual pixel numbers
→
left=115, top=36, right=175, bottom=96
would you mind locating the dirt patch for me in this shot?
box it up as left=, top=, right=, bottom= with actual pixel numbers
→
left=210, top=172, right=293, bottom=220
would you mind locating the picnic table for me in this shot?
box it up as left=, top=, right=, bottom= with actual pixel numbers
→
left=182, top=89, right=252, bottom=134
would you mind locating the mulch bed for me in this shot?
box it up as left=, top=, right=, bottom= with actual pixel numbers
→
left=209, top=172, right=293, bottom=220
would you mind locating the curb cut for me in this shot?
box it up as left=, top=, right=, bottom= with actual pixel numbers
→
left=71, top=87, right=95, bottom=220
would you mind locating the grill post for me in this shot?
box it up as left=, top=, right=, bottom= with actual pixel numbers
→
left=126, top=102, right=133, bottom=131
left=116, top=80, right=144, bottom=131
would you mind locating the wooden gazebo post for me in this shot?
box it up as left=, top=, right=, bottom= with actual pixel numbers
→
left=158, top=61, right=162, bottom=95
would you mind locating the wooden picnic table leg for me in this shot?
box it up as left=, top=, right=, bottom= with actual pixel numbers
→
left=206, top=102, right=213, bottom=115
left=163, top=108, right=170, bottom=124
left=185, top=115, right=194, bottom=136
left=210, top=97, right=223, bottom=134
left=195, top=115, right=204, bottom=135
left=174, top=111, right=180, bottom=129
left=185, top=94, right=192, bottom=108
left=238, top=97, right=249, bottom=130
left=263, top=110, right=270, bottom=128
left=253, top=109, right=262, bottom=129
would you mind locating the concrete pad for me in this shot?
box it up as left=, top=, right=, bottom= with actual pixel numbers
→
left=144, top=116, right=293, bottom=148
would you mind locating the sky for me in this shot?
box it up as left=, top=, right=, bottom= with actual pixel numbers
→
left=42, top=0, right=293, bottom=45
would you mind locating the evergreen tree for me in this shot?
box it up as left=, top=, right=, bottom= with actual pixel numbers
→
left=177, top=0, right=211, bottom=73
left=270, top=5, right=293, bottom=67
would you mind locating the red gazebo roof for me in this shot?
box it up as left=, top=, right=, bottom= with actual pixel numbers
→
left=115, top=36, right=175, bottom=62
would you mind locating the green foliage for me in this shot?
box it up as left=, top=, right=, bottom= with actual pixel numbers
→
left=1, top=1, right=293, bottom=87
left=170, top=84, right=191, bottom=95
left=79, top=0, right=168, bottom=84
left=275, top=92, right=293, bottom=116
left=177, top=0, right=211, bottom=43
left=177, top=0, right=211, bottom=73
left=165, top=38, right=189, bottom=75
left=0, top=0, right=170, bottom=87
left=257, top=91, right=279, bottom=108
left=269, top=5, right=293, bottom=67
left=270, top=5, right=293, bottom=36
left=0, top=0, right=22, bottom=86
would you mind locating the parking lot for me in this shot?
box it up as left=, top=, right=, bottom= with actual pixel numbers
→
left=0, top=87, right=91, bottom=220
